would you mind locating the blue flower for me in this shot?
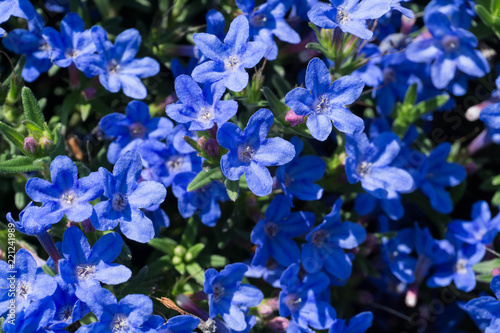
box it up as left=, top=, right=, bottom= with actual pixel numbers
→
left=7, top=202, right=61, bottom=236
left=192, top=15, right=268, bottom=92
left=142, top=315, right=200, bottom=333
left=172, top=171, right=228, bottom=227
left=2, top=11, right=52, bottom=82
left=251, top=194, right=314, bottom=267
left=276, top=137, right=326, bottom=205
left=58, top=226, right=131, bottom=295
left=329, top=312, right=373, bottom=333
left=204, top=263, right=264, bottom=331
left=49, top=275, right=89, bottom=328
left=236, top=0, right=301, bottom=60
left=166, top=75, right=238, bottom=131
left=354, top=192, right=404, bottom=221
left=424, top=0, right=475, bottom=29
left=2, top=297, right=56, bottom=333
left=279, top=264, right=336, bottom=330
left=301, top=199, right=366, bottom=282
left=381, top=228, right=417, bottom=283
left=100, top=100, right=173, bottom=164
left=25, top=155, right=103, bottom=222
left=42, top=13, right=95, bottom=69
left=390, top=0, right=414, bottom=18
left=419, top=143, right=466, bottom=214
left=448, top=201, right=500, bottom=247
left=78, top=26, right=160, bottom=99
left=93, top=151, right=167, bottom=243
left=461, top=275, right=500, bottom=333
left=0, top=249, right=57, bottom=315
left=75, top=285, right=154, bottom=333
left=285, top=58, right=365, bottom=141
left=44, top=0, right=70, bottom=13
left=308, top=0, right=392, bottom=39
left=480, top=103, right=500, bottom=144
left=427, top=241, right=484, bottom=292
left=217, top=108, right=295, bottom=196
left=406, top=11, right=490, bottom=89
left=345, top=132, right=414, bottom=199
left=0, top=0, right=39, bottom=36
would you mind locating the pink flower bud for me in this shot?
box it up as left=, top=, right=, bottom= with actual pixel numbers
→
left=204, top=138, right=220, bottom=157
left=401, top=15, right=416, bottom=35
left=265, top=317, right=289, bottom=332
left=492, top=268, right=500, bottom=277
left=23, top=137, right=39, bottom=154
left=39, top=137, right=54, bottom=151
left=285, top=110, right=305, bottom=127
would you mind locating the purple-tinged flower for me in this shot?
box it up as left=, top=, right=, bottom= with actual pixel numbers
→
left=78, top=26, right=160, bottom=99
left=93, top=151, right=166, bottom=243
left=0, top=249, right=57, bottom=315
left=25, top=155, right=103, bottom=222
left=217, top=108, right=295, bottom=196
left=192, top=15, right=267, bottom=92
left=406, top=11, right=490, bottom=89
left=276, top=136, right=326, bottom=205
left=204, top=263, right=264, bottom=331
left=285, top=58, right=365, bottom=141
left=301, top=199, right=366, bottom=282
left=42, top=13, right=95, bottom=69
left=58, top=227, right=132, bottom=295
left=279, top=264, right=336, bottom=330
left=251, top=194, right=315, bottom=267
left=419, top=143, right=466, bottom=214
left=236, top=0, right=301, bottom=60
left=166, top=76, right=238, bottom=131
left=345, top=132, right=414, bottom=199
left=307, top=0, right=393, bottom=39
left=75, top=285, right=155, bottom=333
left=99, top=100, right=173, bottom=164
left=329, top=312, right=373, bottom=333
left=448, top=201, right=500, bottom=247
left=172, top=171, right=228, bottom=227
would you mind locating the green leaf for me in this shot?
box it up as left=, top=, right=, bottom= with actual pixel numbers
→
left=412, top=94, right=450, bottom=117
left=476, top=4, right=495, bottom=25
left=148, top=237, right=177, bottom=254
left=473, top=258, right=500, bottom=274
left=204, top=254, right=228, bottom=267
left=262, top=86, right=288, bottom=120
left=183, top=135, right=202, bottom=154
left=21, top=87, right=45, bottom=128
left=0, top=121, right=27, bottom=153
left=174, top=262, right=186, bottom=275
left=225, top=178, right=239, bottom=201
left=0, top=156, right=44, bottom=173
left=186, top=262, right=205, bottom=284
left=119, top=266, right=150, bottom=296
left=181, top=217, right=198, bottom=248
left=41, top=264, right=56, bottom=277
left=403, top=83, right=418, bottom=108
left=185, top=243, right=205, bottom=262
left=22, top=119, right=43, bottom=133
left=187, top=167, right=223, bottom=192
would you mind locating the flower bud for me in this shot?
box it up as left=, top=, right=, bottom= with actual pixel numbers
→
left=204, top=138, right=220, bottom=158
left=23, top=137, right=39, bottom=154
left=265, top=317, right=289, bottom=332
left=82, top=87, right=97, bottom=101
left=39, top=137, right=54, bottom=151
left=285, top=110, right=305, bottom=127
left=197, top=136, right=207, bottom=150
left=492, top=268, right=500, bottom=277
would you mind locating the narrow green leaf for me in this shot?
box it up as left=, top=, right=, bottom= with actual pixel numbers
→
left=412, top=94, right=449, bottom=118
left=187, top=167, right=223, bottom=192
left=262, top=86, right=288, bottom=120
left=185, top=243, right=205, bottom=262
left=0, top=121, right=27, bottom=153
left=0, top=157, right=43, bottom=173
left=186, top=262, right=205, bottom=284
left=403, top=83, right=418, bottom=108
left=476, top=4, right=495, bottom=25
left=225, top=178, right=239, bottom=201
left=22, top=87, right=45, bottom=128
left=207, top=254, right=228, bottom=267
left=148, top=237, right=178, bottom=254
left=181, top=217, right=198, bottom=248
left=22, top=119, right=43, bottom=133
left=174, top=263, right=186, bottom=275
left=473, top=258, right=500, bottom=274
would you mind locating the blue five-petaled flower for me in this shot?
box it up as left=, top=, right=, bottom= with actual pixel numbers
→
left=217, top=108, right=295, bottom=197
left=285, top=58, right=365, bottom=141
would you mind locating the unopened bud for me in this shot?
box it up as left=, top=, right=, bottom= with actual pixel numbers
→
left=23, top=137, right=39, bottom=154
left=204, top=138, right=220, bottom=158
left=492, top=268, right=500, bottom=277
left=39, top=137, right=54, bottom=150
left=401, top=15, right=416, bottom=35
left=285, top=110, right=305, bottom=127
left=197, top=136, right=207, bottom=150
left=82, top=87, right=97, bottom=101
left=265, top=317, right=289, bottom=332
